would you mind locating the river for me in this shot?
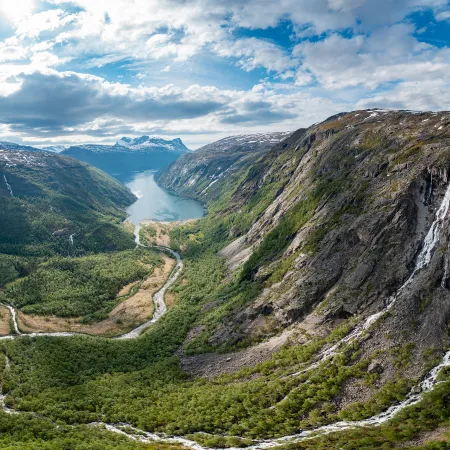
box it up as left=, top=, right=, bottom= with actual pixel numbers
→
left=121, top=170, right=205, bottom=228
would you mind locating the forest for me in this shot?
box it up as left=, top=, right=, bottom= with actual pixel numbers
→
left=1, top=249, right=162, bottom=319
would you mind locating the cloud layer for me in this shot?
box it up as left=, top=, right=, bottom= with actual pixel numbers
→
left=0, top=0, right=448, bottom=147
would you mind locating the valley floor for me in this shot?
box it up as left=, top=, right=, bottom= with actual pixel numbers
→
left=11, top=252, right=175, bottom=337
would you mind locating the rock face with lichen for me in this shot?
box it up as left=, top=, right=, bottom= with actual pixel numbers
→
left=167, top=109, right=450, bottom=384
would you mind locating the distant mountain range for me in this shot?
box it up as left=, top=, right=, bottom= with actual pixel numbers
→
left=0, top=141, right=43, bottom=152
left=61, top=136, right=189, bottom=179
left=0, top=136, right=188, bottom=174
left=115, top=136, right=188, bottom=152
left=41, top=145, right=67, bottom=153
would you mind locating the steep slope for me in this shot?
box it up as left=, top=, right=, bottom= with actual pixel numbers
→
left=181, top=110, right=450, bottom=382
left=2, top=111, right=450, bottom=450
left=63, top=136, right=189, bottom=178
left=0, top=149, right=136, bottom=258
left=155, top=132, right=292, bottom=201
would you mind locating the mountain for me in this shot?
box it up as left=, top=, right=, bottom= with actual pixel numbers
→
left=182, top=109, right=450, bottom=373
left=156, top=132, right=292, bottom=201
left=62, top=136, right=189, bottom=179
left=0, top=141, right=43, bottom=152
left=40, top=145, right=67, bottom=153
left=116, top=136, right=189, bottom=152
left=0, top=149, right=136, bottom=258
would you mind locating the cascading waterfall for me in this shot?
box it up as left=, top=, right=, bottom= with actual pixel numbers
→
left=3, top=175, right=13, bottom=197
left=315, top=180, right=450, bottom=365
left=69, top=234, right=75, bottom=246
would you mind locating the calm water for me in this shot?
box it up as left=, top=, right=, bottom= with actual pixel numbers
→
left=124, top=171, right=205, bottom=227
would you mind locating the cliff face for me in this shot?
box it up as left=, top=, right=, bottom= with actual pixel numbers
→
left=155, top=132, right=292, bottom=201
left=183, top=109, right=450, bottom=382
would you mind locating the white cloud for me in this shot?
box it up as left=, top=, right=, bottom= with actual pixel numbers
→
left=436, top=10, right=450, bottom=21
left=0, top=68, right=346, bottom=145
left=293, top=23, right=449, bottom=90
left=15, top=9, right=74, bottom=38
left=0, top=38, right=28, bottom=63
left=214, top=38, right=298, bottom=72
left=0, top=0, right=448, bottom=146
left=356, top=79, right=450, bottom=111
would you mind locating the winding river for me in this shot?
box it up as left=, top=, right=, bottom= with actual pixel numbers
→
left=1, top=182, right=450, bottom=448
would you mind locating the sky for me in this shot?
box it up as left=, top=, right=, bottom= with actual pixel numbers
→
left=0, top=0, right=449, bottom=149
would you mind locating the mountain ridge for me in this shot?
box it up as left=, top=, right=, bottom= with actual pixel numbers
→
left=62, top=136, right=189, bottom=178
left=156, top=131, right=292, bottom=201
left=0, top=141, right=43, bottom=152
left=0, top=149, right=136, bottom=258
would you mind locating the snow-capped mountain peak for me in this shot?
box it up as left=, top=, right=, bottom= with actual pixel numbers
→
left=114, top=136, right=189, bottom=152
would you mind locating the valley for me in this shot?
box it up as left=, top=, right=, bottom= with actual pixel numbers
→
left=1, top=109, right=450, bottom=449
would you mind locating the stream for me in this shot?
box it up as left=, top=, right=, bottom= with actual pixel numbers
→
left=1, top=182, right=450, bottom=448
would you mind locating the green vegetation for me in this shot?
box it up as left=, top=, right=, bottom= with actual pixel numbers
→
left=0, top=152, right=136, bottom=258
left=1, top=115, right=450, bottom=450
left=0, top=254, right=37, bottom=286
left=0, top=319, right=368, bottom=440
left=0, top=411, right=178, bottom=449
left=1, top=249, right=162, bottom=319
left=338, top=377, right=411, bottom=421
left=279, top=380, right=450, bottom=449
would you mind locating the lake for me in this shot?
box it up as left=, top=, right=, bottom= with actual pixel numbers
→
left=123, top=171, right=205, bottom=228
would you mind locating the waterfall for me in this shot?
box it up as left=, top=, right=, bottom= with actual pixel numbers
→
left=3, top=175, right=13, bottom=197
left=289, top=181, right=450, bottom=377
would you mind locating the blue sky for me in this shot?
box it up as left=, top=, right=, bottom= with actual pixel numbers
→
left=0, top=0, right=449, bottom=149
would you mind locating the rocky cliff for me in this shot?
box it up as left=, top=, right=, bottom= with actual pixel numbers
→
left=184, top=109, right=450, bottom=386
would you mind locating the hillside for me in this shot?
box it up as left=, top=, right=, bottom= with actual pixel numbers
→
left=156, top=132, right=291, bottom=201
left=63, top=136, right=189, bottom=178
left=179, top=110, right=450, bottom=373
left=0, top=149, right=136, bottom=260
left=0, top=141, right=42, bottom=152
